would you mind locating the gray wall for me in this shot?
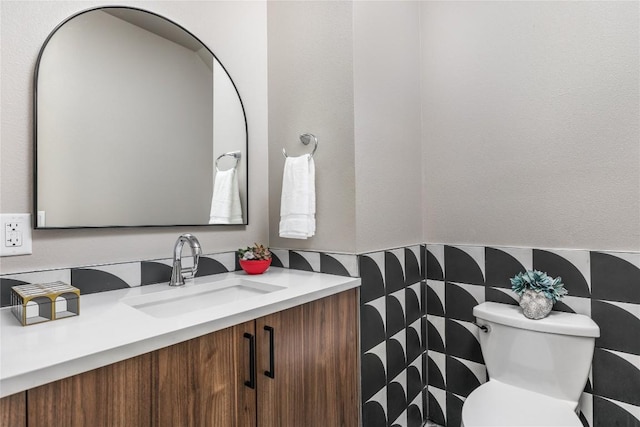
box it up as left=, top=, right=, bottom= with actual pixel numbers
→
left=268, top=1, right=357, bottom=253
left=0, top=0, right=268, bottom=273
left=421, top=1, right=640, bottom=251
left=354, top=1, right=423, bottom=253
left=268, top=1, right=424, bottom=254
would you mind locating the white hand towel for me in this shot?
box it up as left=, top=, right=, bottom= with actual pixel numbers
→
left=209, top=167, right=243, bottom=224
left=279, top=154, right=315, bottom=239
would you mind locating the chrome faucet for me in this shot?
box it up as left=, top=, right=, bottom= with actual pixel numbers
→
left=169, top=234, right=202, bottom=286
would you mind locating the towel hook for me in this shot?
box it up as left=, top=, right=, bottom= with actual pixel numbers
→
left=215, top=151, right=241, bottom=170
left=282, top=133, right=318, bottom=158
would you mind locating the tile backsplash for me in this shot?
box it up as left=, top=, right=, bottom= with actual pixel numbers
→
left=0, top=251, right=238, bottom=307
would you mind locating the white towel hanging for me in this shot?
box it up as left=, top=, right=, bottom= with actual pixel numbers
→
left=279, top=154, right=315, bottom=239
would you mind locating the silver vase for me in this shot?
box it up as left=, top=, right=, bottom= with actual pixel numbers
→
left=519, top=289, right=553, bottom=319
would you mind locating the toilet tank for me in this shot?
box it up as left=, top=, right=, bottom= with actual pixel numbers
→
left=474, top=302, right=600, bottom=405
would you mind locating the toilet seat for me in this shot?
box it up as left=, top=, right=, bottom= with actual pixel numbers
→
left=461, top=380, right=582, bottom=427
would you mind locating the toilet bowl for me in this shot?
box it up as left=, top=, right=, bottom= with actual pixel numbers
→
left=460, top=302, right=599, bottom=427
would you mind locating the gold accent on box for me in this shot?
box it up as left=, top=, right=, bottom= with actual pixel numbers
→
left=11, top=282, right=80, bottom=326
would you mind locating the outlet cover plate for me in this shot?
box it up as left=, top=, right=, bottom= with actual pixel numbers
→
left=0, top=213, right=32, bottom=257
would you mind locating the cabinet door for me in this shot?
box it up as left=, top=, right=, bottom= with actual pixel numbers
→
left=257, top=289, right=360, bottom=427
left=302, top=288, right=359, bottom=426
left=256, top=303, right=305, bottom=427
left=0, top=392, right=26, bottom=427
left=27, top=353, right=151, bottom=427
left=153, top=321, right=256, bottom=427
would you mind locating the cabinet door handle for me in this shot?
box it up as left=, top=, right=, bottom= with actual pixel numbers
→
left=264, top=325, right=275, bottom=379
left=243, top=333, right=256, bottom=389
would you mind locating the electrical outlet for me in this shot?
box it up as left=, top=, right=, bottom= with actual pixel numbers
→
left=0, top=214, right=32, bottom=257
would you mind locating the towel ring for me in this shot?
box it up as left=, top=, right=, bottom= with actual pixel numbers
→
left=215, top=151, right=241, bottom=170
left=282, top=133, right=318, bottom=158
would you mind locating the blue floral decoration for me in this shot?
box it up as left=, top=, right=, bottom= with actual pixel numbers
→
left=510, top=270, right=568, bottom=303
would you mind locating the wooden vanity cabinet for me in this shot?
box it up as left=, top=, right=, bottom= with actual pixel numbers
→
left=155, top=288, right=359, bottom=427
left=0, top=392, right=26, bottom=427
left=16, top=288, right=359, bottom=427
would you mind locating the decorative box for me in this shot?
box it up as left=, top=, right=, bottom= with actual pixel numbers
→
left=11, top=282, right=80, bottom=326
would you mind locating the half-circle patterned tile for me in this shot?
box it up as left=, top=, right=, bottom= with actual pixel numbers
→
left=387, top=381, right=407, bottom=425
left=320, top=253, right=351, bottom=277
left=593, top=349, right=640, bottom=406
left=426, top=250, right=444, bottom=280
left=446, top=319, right=483, bottom=364
left=141, top=261, right=172, bottom=286
left=386, top=295, right=406, bottom=337
left=71, top=269, right=130, bottom=294
left=270, top=251, right=284, bottom=268
left=1, top=278, right=28, bottom=307
left=289, top=251, right=314, bottom=272
left=446, top=356, right=482, bottom=397
left=485, top=287, right=519, bottom=306
left=405, top=248, right=422, bottom=285
left=407, top=365, right=423, bottom=402
left=360, top=255, right=385, bottom=304
left=593, top=396, right=640, bottom=427
left=553, top=300, right=576, bottom=314
left=533, top=250, right=590, bottom=297
left=427, top=320, right=446, bottom=353
left=444, top=246, right=484, bottom=285
left=428, top=355, right=446, bottom=389
left=406, top=287, right=422, bottom=325
left=386, top=252, right=406, bottom=293
left=445, top=283, right=480, bottom=322
left=592, top=301, right=640, bottom=355
left=407, top=403, right=423, bottom=427
left=386, top=339, right=407, bottom=381
left=406, top=326, right=422, bottom=365
left=361, top=305, right=386, bottom=353
left=362, top=401, right=387, bottom=427
left=426, top=285, right=445, bottom=316
left=427, top=390, right=446, bottom=426
left=446, top=392, right=465, bottom=427
left=362, top=353, right=387, bottom=403
left=485, top=247, right=527, bottom=288
left=195, top=257, right=228, bottom=277
left=591, top=252, right=640, bottom=304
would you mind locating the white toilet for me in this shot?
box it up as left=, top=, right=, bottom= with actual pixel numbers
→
left=461, top=301, right=600, bottom=427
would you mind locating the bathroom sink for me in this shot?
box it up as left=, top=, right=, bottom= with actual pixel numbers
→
left=122, top=278, right=285, bottom=318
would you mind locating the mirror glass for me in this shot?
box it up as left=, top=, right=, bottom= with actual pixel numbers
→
left=35, top=7, right=247, bottom=228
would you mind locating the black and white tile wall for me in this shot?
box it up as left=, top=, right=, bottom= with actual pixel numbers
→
left=0, top=251, right=238, bottom=307
left=426, top=244, right=640, bottom=427
left=359, top=246, right=427, bottom=427
left=270, top=249, right=360, bottom=278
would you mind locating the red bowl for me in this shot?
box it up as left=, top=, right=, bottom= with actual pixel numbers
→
left=239, top=259, right=272, bottom=275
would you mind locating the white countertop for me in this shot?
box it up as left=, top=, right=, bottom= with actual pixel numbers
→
left=0, top=267, right=360, bottom=398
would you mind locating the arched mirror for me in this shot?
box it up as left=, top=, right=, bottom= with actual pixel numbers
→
left=34, top=6, right=248, bottom=228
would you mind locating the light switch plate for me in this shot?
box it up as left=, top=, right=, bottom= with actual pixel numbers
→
left=0, top=213, right=32, bottom=257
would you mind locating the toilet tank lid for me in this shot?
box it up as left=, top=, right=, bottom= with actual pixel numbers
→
left=473, top=302, right=600, bottom=337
